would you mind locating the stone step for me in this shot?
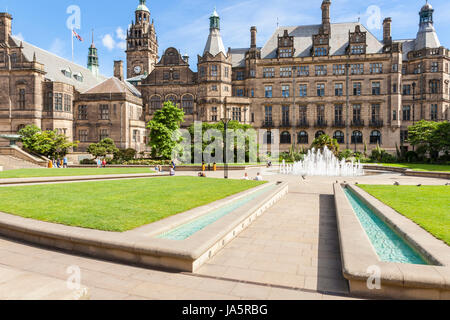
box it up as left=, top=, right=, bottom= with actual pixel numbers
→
left=0, top=155, right=43, bottom=171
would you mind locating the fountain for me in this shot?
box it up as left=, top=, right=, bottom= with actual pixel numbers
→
left=280, top=147, right=364, bottom=177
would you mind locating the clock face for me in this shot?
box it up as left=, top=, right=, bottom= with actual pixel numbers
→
left=134, top=66, right=142, bottom=74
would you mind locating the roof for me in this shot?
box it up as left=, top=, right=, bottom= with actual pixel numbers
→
left=394, top=39, right=416, bottom=61
left=260, top=22, right=384, bottom=59
left=83, top=77, right=141, bottom=98
left=11, top=36, right=107, bottom=92
left=230, top=48, right=249, bottom=68
left=203, top=28, right=227, bottom=56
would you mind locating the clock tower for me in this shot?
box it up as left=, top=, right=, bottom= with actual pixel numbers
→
left=126, top=0, right=159, bottom=79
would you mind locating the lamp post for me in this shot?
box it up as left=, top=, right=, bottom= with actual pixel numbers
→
left=412, top=82, right=416, bottom=152
left=221, top=108, right=231, bottom=179
left=292, top=66, right=297, bottom=147
left=345, top=63, right=350, bottom=150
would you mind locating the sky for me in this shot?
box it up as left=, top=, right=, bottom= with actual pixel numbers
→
left=2, top=0, right=449, bottom=77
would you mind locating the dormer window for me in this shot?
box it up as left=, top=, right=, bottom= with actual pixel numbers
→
left=351, top=45, right=365, bottom=55
left=279, top=48, right=293, bottom=58
left=278, top=30, right=295, bottom=59
left=61, top=67, right=72, bottom=78
left=73, top=72, right=83, bottom=82
left=314, top=47, right=327, bottom=56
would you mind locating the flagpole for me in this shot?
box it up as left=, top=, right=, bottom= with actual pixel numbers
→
left=71, top=29, right=74, bottom=62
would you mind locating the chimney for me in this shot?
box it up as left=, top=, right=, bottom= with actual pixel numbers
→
left=383, top=18, right=392, bottom=45
left=250, top=26, right=257, bottom=48
left=0, top=13, right=12, bottom=43
left=114, top=60, right=124, bottom=81
left=321, top=0, right=331, bottom=34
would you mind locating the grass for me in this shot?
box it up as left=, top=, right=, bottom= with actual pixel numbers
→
left=0, top=177, right=265, bottom=232
left=377, top=163, right=450, bottom=172
left=359, top=185, right=450, bottom=246
left=0, top=168, right=155, bottom=179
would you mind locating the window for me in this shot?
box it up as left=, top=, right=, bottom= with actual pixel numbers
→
left=264, top=106, right=273, bottom=125
left=335, top=83, right=343, bottom=96
left=353, top=104, right=362, bottom=122
left=370, top=131, right=382, bottom=144
left=210, top=65, right=218, bottom=77
left=282, top=85, right=290, bottom=98
left=211, top=85, right=218, bottom=91
left=265, top=131, right=272, bottom=145
left=250, top=70, right=256, bottom=78
left=298, top=131, right=309, bottom=144
left=279, top=48, right=293, bottom=58
left=402, top=106, right=411, bottom=121
left=335, top=105, right=343, bottom=124
left=430, top=80, right=440, bottom=94
left=315, top=131, right=326, bottom=139
left=18, top=89, right=25, bottom=110
left=54, top=93, right=63, bottom=111
left=172, top=72, right=180, bottom=80
left=282, top=106, right=290, bottom=126
left=393, top=110, right=397, bottom=121
left=199, top=67, right=205, bottom=77
left=78, top=105, right=88, bottom=120
left=280, top=132, right=291, bottom=144
left=0, top=51, right=4, bottom=63
left=334, top=131, right=345, bottom=144
left=372, top=82, right=381, bottom=95
left=181, top=95, right=194, bottom=115
left=299, top=84, right=307, bottom=97
left=400, top=130, right=408, bottom=143
left=317, top=84, right=325, bottom=97
left=299, top=106, right=308, bottom=124
left=371, top=104, right=381, bottom=122
left=298, top=66, right=309, bottom=76
left=314, top=47, right=327, bottom=56
left=333, top=65, right=345, bottom=75
left=10, top=53, right=17, bottom=65
left=317, top=105, right=325, bottom=124
left=73, top=73, right=84, bottom=82
left=79, top=130, right=88, bottom=142
left=44, top=92, right=53, bottom=111
left=100, top=104, right=110, bottom=120
left=431, top=62, right=438, bottom=73
left=414, top=64, right=422, bottom=74
left=232, top=107, right=242, bottom=122
left=133, top=130, right=140, bottom=143
left=99, top=129, right=109, bottom=141
left=235, top=89, right=244, bottom=97
left=351, top=45, right=364, bottom=55
left=431, top=104, right=438, bottom=121
left=392, top=64, right=398, bottom=72
left=150, top=96, right=162, bottom=113
left=251, top=89, right=254, bottom=97
left=163, top=72, right=170, bottom=80
left=370, top=63, right=383, bottom=74
left=224, top=67, right=229, bottom=78
left=265, top=86, right=273, bottom=98
left=263, top=68, right=275, bottom=78
left=236, top=71, right=245, bottom=80
left=280, top=67, right=292, bottom=77
left=350, top=64, right=364, bottom=75
left=403, top=84, right=411, bottom=95
left=211, top=115, right=218, bottom=122
left=61, top=68, right=72, bottom=78
left=353, top=82, right=361, bottom=96
left=315, top=65, right=327, bottom=76
left=64, top=94, right=71, bottom=112
left=393, top=84, right=397, bottom=94
left=351, top=131, right=363, bottom=144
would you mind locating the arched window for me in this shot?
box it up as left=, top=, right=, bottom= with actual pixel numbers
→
left=17, top=124, right=26, bottom=132
left=370, top=130, right=382, bottom=145
left=165, top=94, right=178, bottom=106
left=264, top=131, right=272, bottom=145
left=280, top=131, right=291, bottom=144
left=351, top=131, right=363, bottom=144
left=149, top=95, right=162, bottom=114
left=181, top=95, right=194, bottom=115
left=315, top=131, right=326, bottom=139
left=333, top=131, right=345, bottom=144
left=298, top=131, right=309, bottom=144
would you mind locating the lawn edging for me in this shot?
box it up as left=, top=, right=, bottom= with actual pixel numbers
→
left=334, top=183, right=450, bottom=300
left=0, top=181, right=288, bottom=273
left=363, top=164, right=450, bottom=180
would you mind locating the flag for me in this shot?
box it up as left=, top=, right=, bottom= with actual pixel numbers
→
left=72, top=30, right=83, bottom=42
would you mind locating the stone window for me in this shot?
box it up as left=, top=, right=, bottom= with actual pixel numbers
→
left=282, top=85, right=290, bottom=98
left=315, top=65, right=327, bottom=76
left=314, top=47, right=327, bottom=56
left=264, top=86, right=272, bottom=98
left=54, top=93, right=63, bottom=111
left=403, top=84, right=411, bottom=95
left=392, top=64, right=398, bottom=72
left=282, top=106, right=290, bottom=126
left=133, top=130, right=140, bottom=143
left=299, top=106, right=308, bottom=123
left=279, top=48, right=293, bottom=58
left=64, top=94, right=71, bottom=112
left=333, top=64, right=345, bottom=75
left=79, top=130, right=88, bottom=142
left=235, top=89, right=244, bottom=97
left=351, top=131, right=363, bottom=144
left=335, top=83, right=343, bottom=96
left=335, top=105, right=343, bottom=123
left=298, top=131, right=308, bottom=144
left=351, top=45, right=364, bottom=55
left=99, top=129, right=109, bottom=141
left=224, top=67, right=229, bottom=78
left=430, top=80, right=440, bottom=94
left=299, top=84, right=307, bottom=97
left=263, top=68, right=275, bottom=78
left=371, top=104, right=381, bottom=122
left=317, top=105, right=325, bottom=124
left=18, top=88, right=26, bottom=110
left=264, top=106, right=273, bottom=125
left=100, top=105, right=110, bottom=120
left=210, top=65, right=218, bottom=77
left=402, top=105, right=411, bottom=121
left=236, top=71, right=245, bottom=80
left=334, top=131, right=345, bottom=144
left=372, top=82, right=381, bottom=95
left=44, top=92, right=53, bottom=111
left=350, top=64, right=364, bottom=75
left=353, top=104, right=362, bottom=122
left=211, top=85, right=218, bottom=91
left=430, top=104, right=438, bottom=121
left=78, top=105, right=88, bottom=120
left=150, top=96, right=162, bottom=113
left=393, top=110, right=397, bottom=121
left=232, top=107, right=242, bottom=122
left=298, top=66, right=309, bottom=76
left=370, top=131, right=382, bottom=144
left=370, top=63, right=383, bottom=74
left=315, top=131, right=326, bottom=139
left=181, top=95, right=194, bottom=115
left=280, top=131, right=291, bottom=144
left=431, top=62, right=438, bottom=73
left=317, top=84, right=325, bottom=97
left=400, top=130, right=408, bottom=143
left=280, top=67, right=292, bottom=77
left=353, top=82, right=361, bottom=96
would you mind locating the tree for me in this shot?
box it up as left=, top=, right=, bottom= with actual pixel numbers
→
left=18, top=125, right=77, bottom=158
left=311, top=134, right=340, bottom=156
left=147, top=101, right=185, bottom=159
left=408, top=120, right=450, bottom=161
left=87, top=138, right=119, bottom=159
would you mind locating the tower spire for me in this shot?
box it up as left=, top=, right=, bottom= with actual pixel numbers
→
left=88, top=29, right=99, bottom=78
left=204, top=8, right=226, bottom=56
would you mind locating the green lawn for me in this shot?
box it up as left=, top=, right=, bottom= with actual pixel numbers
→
left=377, top=163, right=450, bottom=172
left=0, top=177, right=265, bottom=232
left=0, top=168, right=155, bottom=179
left=359, top=185, right=450, bottom=246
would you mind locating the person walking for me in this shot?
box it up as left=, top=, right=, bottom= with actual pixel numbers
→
left=97, top=158, right=102, bottom=168
left=63, top=156, right=68, bottom=169
left=102, top=159, right=107, bottom=168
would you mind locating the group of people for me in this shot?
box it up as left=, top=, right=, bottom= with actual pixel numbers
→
left=49, top=157, right=68, bottom=169
left=242, top=172, right=264, bottom=181
left=96, top=159, right=108, bottom=168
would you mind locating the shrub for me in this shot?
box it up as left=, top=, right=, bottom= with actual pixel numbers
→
left=80, top=159, right=96, bottom=165
left=405, top=151, right=419, bottom=163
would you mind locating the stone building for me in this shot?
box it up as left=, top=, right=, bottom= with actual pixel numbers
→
left=138, top=0, right=449, bottom=153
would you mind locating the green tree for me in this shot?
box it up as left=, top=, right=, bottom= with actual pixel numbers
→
left=147, top=101, right=185, bottom=159
left=408, top=120, right=450, bottom=161
left=311, top=134, right=340, bottom=156
left=18, top=125, right=77, bottom=158
left=87, top=138, right=119, bottom=158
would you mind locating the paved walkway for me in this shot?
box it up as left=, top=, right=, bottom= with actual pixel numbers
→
left=0, top=168, right=447, bottom=300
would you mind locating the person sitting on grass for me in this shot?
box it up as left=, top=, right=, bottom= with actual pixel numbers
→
left=242, top=173, right=250, bottom=180
left=198, top=171, right=207, bottom=178
left=254, top=172, right=263, bottom=181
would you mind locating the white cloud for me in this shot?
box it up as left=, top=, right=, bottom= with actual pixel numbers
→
left=49, top=38, right=65, bottom=57
left=116, top=27, right=127, bottom=41
left=13, top=33, right=24, bottom=41
left=117, top=41, right=127, bottom=50
left=102, top=34, right=116, bottom=51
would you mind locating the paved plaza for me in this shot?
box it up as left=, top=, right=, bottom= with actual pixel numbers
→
left=0, top=168, right=447, bottom=300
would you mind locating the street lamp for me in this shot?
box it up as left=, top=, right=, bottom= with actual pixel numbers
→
left=221, top=108, right=231, bottom=179
left=412, top=82, right=416, bottom=152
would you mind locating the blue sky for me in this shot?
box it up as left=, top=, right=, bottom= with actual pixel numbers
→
left=2, top=0, right=449, bottom=76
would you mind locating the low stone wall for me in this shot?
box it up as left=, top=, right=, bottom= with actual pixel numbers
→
left=363, top=164, right=450, bottom=180
left=0, top=181, right=288, bottom=273
left=0, top=147, right=47, bottom=167
left=334, top=183, right=450, bottom=300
